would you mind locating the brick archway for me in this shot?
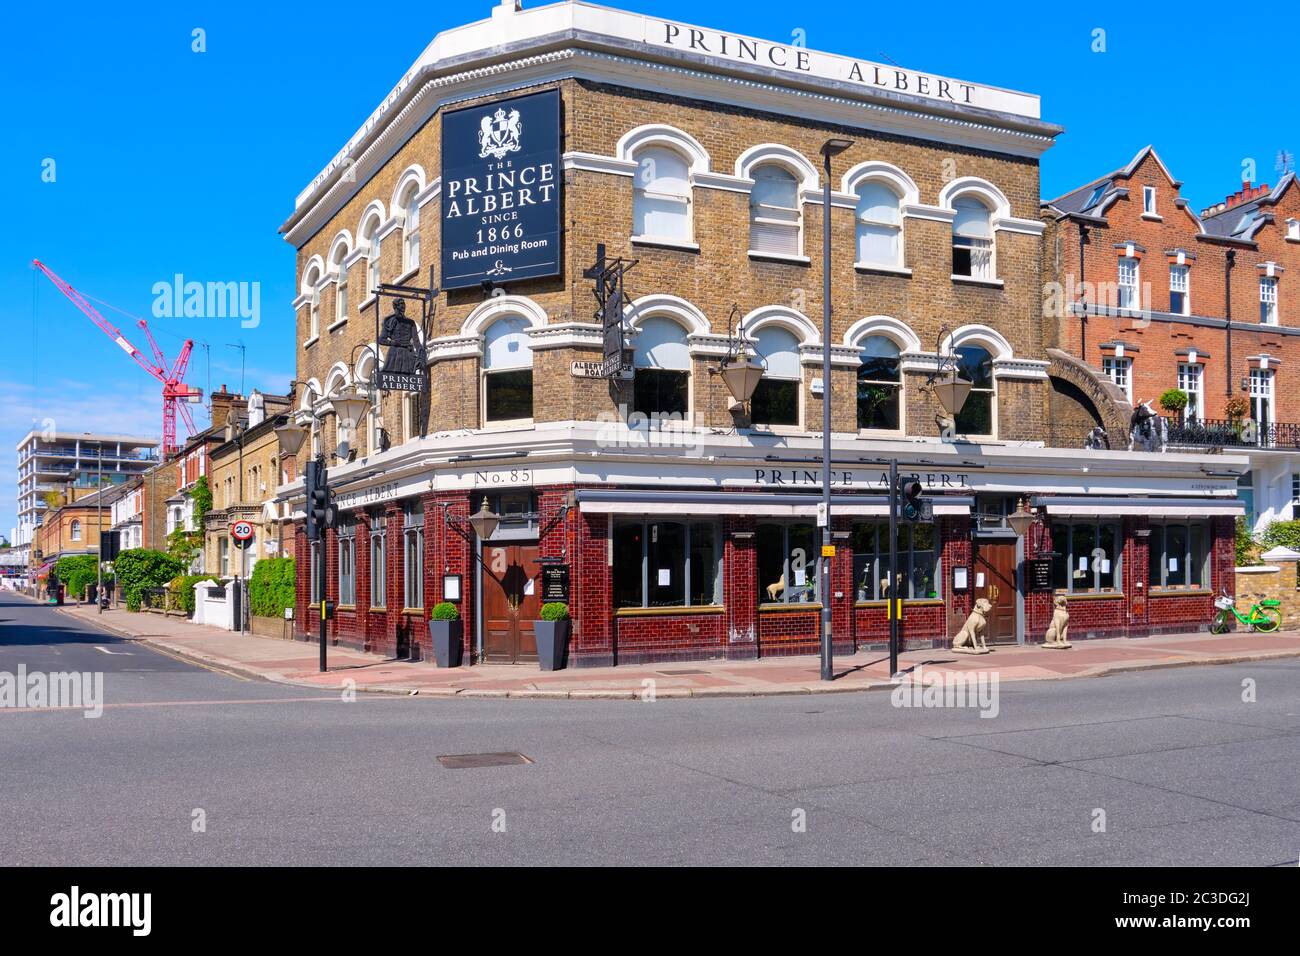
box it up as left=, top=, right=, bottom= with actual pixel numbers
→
left=1046, top=347, right=1132, bottom=447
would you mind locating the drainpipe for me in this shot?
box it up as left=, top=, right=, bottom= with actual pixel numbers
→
left=1225, top=249, right=1236, bottom=397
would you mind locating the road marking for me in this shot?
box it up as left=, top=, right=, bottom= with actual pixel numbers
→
left=0, top=695, right=416, bottom=715
left=94, top=646, right=131, bottom=656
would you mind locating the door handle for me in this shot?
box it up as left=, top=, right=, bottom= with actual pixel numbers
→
left=989, top=584, right=998, bottom=600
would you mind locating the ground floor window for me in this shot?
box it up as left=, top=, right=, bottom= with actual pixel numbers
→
left=338, top=519, right=355, bottom=606
left=851, top=522, right=939, bottom=600
left=757, top=522, right=819, bottom=604
left=1051, top=521, right=1120, bottom=593
left=370, top=519, right=386, bottom=608
left=613, top=520, right=720, bottom=608
left=309, top=541, right=321, bottom=604
left=403, top=503, right=423, bottom=609
left=1148, top=522, right=1207, bottom=590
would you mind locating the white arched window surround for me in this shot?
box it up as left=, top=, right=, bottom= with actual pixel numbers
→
left=390, top=165, right=426, bottom=277
left=939, top=178, right=1011, bottom=283
left=940, top=324, right=1011, bottom=439
left=327, top=232, right=353, bottom=328
left=358, top=201, right=386, bottom=298
left=628, top=312, right=695, bottom=425
left=741, top=307, right=817, bottom=430
left=737, top=146, right=819, bottom=260
left=846, top=317, right=918, bottom=435
left=301, top=257, right=324, bottom=342
left=463, top=295, right=547, bottom=428
left=618, top=125, right=709, bottom=248
left=844, top=163, right=918, bottom=272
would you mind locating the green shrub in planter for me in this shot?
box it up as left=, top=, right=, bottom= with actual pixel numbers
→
left=430, top=601, right=460, bottom=621
left=540, top=602, right=570, bottom=621
left=1158, top=388, right=1188, bottom=415
left=170, top=574, right=217, bottom=615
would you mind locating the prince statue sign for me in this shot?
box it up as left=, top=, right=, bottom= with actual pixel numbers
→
left=376, top=299, right=425, bottom=393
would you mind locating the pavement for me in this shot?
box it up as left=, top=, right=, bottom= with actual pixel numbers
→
left=4, top=591, right=1300, bottom=866
left=55, top=597, right=1300, bottom=699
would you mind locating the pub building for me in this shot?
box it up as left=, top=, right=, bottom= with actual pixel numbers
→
left=277, top=1, right=1244, bottom=667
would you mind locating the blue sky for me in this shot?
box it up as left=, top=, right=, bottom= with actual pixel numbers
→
left=3, top=0, right=1296, bottom=537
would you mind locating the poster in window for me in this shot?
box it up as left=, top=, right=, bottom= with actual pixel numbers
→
left=440, top=88, right=562, bottom=290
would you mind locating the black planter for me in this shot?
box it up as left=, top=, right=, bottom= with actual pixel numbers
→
left=534, top=620, right=571, bottom=671
left=427, top=619, right=463, bottom=668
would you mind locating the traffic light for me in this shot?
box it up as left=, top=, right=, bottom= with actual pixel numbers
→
left=305, top=459, right=332, bottom=542
left=898, top=478, right=926, bottom=522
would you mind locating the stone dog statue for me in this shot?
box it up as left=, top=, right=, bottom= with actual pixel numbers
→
left=951, top=598, right=993, bottom=654
left=1042, top=595, right=1072, bottom=649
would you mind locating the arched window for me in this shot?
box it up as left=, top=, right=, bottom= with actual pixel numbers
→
left=750, top=327, right=801, bottom=427
left=400, top=183, right=420, bottom=274
left=362, top=214, right=382, bottom=296
left=70, top=519, right=81, bottom=542
left=857, top=336, right=902, bottom=431
left=331, top=244, right=349, bottom=326
left=303, top=263, right=322, bottom=340
left=482, top=316, right=533, bottom=424
left=855, top=182, right=903, bottom=268
left=952, top=197, right=994, bottom=279
left=954, top=345, right=995, bottom=436
left=632, top=316, right=691, bottom=420
left=633, top=146, right=691, bottom=242
left=749, top=165, right=800, bottom=256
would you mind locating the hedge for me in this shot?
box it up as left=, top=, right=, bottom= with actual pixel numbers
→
left=114, top=549, right=185, bottom=611
left=249, top=557, right=295, bottom=618
left=54, top=555, right=105, bottom=601
left=169, top=574, right=219, bottom=615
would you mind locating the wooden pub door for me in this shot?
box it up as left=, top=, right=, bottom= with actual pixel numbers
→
left=481, top=542, right=541, bottom=663
left=972, top=539, right=1019, bottom=644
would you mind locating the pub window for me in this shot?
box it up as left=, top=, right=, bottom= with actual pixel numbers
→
left=954, top=345, right=995, bottom=436
left=632, top=145, right=692, bottom=242
left=855, top=181, right=903, bottom=268
left=951, top=197, right=994, bottom=280
left=1148, top=522, right=1208, bottom=590
left=482, top=315, right=534, bottom=424
left=309, top=541, right=321, bottom=604
left=851, top=522, right=939, bottom=601
left=369, top=514, right=386, bottom=608
left=612, top=520, right=721, bottom=609
left=338, top=517, right=355, bottom=606
left=1051, top=521, right=1121, bottom=593
left=403, top=502, right=423, bottom=610
left=332, top=243, right=349, bottom=326
left=362, top=215, right=382, bottom=297
left=749, top=164, right=801, bottom=256
left=857, top=335, right=902, bottom=431
left=1169, top=264, right=1190, bottom=316
left=750, top=326, right=801, bottom=427
left=632, top=316, right=691, bottom=421
left=757, top=522, right=819, bottom=605
left=400, top=182, right=420, bottom=274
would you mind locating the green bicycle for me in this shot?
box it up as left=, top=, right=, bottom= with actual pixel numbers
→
left=1210, top=592, right=1280, bottom=634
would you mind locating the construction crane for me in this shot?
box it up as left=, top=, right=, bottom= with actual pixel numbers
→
left=33, top=259, right=202, bottom=456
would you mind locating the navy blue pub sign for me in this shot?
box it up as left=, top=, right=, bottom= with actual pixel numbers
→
left=440, top=88, right=562, bottom=290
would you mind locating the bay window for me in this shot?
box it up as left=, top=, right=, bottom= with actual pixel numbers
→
left=757, top=523, right=819, bottom=605
left=613, top=520, right=721, bottom=608
left=1051, top=521, right=1121, bottom=593
left=851, top=522, right=939, bottom=601
left=1148, top=522, right=1208, bottom=590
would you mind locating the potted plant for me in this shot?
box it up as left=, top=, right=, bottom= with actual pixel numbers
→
left=535, top=602, right=571, bottom=671
left=427, top=602, right=463, bottom=668
left=1158, top=387, right=1188, bottom=421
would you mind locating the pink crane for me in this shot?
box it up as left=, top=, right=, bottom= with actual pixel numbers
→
left=33, top=259, right=202, bottom=456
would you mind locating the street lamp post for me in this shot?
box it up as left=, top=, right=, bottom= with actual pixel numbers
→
left=818, top=137, right=853, bottom=682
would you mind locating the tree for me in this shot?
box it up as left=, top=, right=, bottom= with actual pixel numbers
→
left=54, top=554, right=104, bottom=601
left=167, top=476, right=213, bottom=568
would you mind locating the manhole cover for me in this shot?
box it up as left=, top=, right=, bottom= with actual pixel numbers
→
left=656, top=668, right=710, bottom=676
left=437, top=752, right=533, bottom=769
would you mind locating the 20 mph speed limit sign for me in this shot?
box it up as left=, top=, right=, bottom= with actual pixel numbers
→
left=230, top=520, right=255, bottom=542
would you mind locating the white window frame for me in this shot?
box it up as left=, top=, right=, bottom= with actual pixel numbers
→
left=951, top=198, right=995, bottom=281
left=1260, top=277, right=1279, bottom=325
left=333, top=251, right=349, bottom=326
left=747, top=164, right=802, bottom=258
left=855, top=181, right=904, bottom=270
left=1286, top=218, right=1299, bottom=241
left=366, top=229, right=382, bottom=296
left=1169, top=264, right=1190, bottom=316
left=1177, top=363, right=1203, bottom=421
left=401, top=186, right=420, bottom=275
left=1102, top=355, right=1133, bottom=401
left=1143, top=185, right=1158, bottom=215
left=631, top=146, right=693, bottom=246
left=1250, top=368, right=1274, bottom=430
left=1117, top=257, right=1141, bottom=312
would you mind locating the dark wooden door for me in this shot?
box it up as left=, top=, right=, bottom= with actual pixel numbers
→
left=482, top=543, right=540, bottom=663
left=973, top=539, right=1018, bottom=644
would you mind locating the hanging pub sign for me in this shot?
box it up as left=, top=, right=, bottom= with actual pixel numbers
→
left=376, top=298, right=426, bottom=392
left=440, top=88, right=562, bottom=290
